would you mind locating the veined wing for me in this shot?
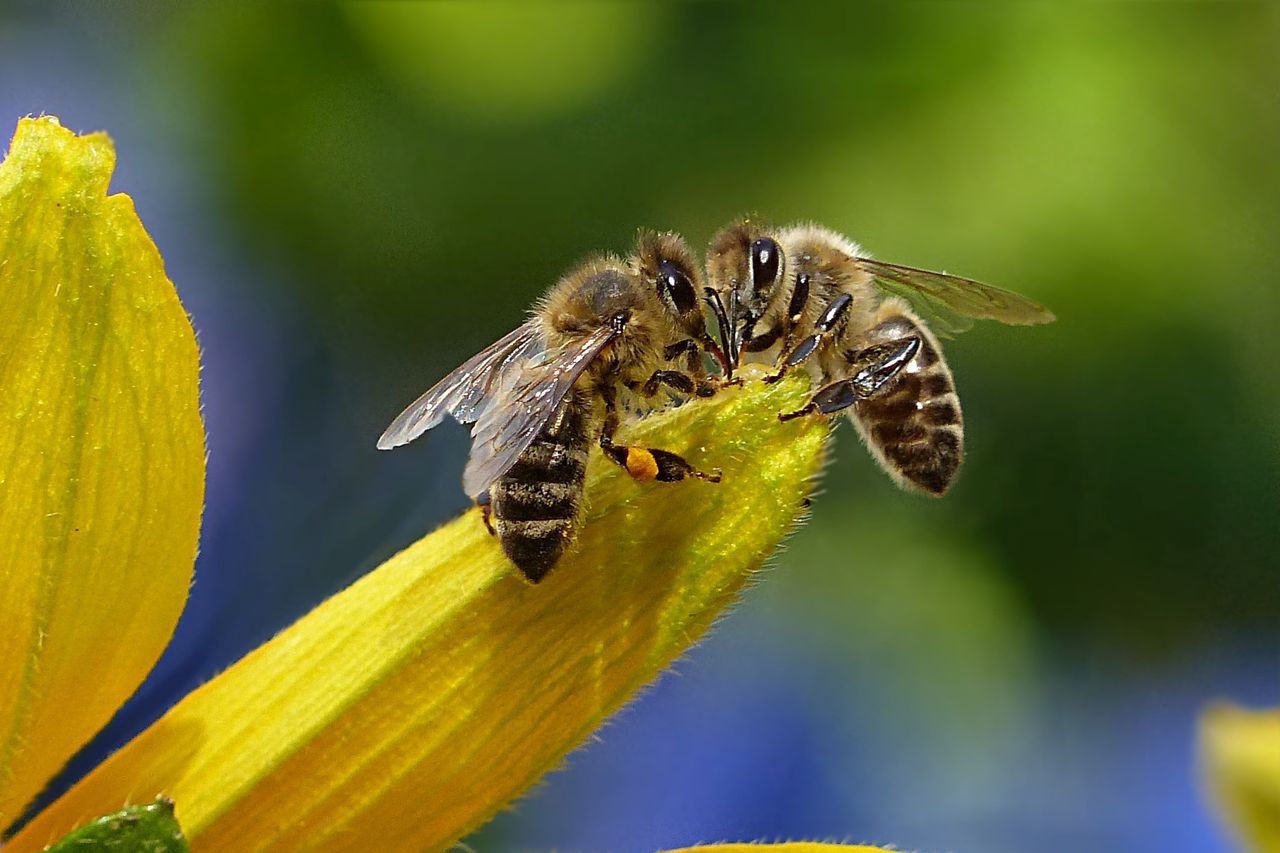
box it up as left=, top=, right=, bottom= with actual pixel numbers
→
left=461, top=324, right=618, bottom=499
left=860, top=258, right=1056, bottom=335
left=376, top=320, right=544, bottom=451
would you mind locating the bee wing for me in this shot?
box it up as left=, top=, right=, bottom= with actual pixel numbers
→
left=460, top=324, right=619, bottom=499
left=859, top=258, right=1056, bottom=337
left=376, top=320, right=545, bottom=451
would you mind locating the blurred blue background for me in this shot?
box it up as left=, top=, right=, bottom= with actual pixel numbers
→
left=3, top=3, right=1277, bottom=851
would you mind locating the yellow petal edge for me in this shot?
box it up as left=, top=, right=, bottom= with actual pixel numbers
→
left=0, top=117, right=204, bottom=829
left=1199, top=702, right=1280, bottom=852
left=12, top=370, right=828, bottom=851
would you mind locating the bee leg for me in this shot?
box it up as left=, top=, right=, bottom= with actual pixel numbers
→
left=665, top=338, right=738, bottom=395
left=849, top=336, right=922, bottom=396
left=690, top=334, right=740, bottom=393
left=647, top=367, right=733, bottom=401
left=599, top=384, right=721, bottom=483
left=764, top=272, right=812, bottom=381
left=694, top=373, right=744, bottom=396
left=602, top=443, right=722, bottom=483
left=778, top=337, right=921, bottom=421
left=476, top=490, right=496, bottom=536
left=763, top=333, right=822, bottom=384
left=697, top=332, right=738, bottom=384
left=742, top=322, right=782, bottom=354
left=765, top=291, right=852, bottom=384
left=664, top=338, right=700, bottom=364
left=779, top=382, right=855, bottom=421
left=641, top=370, right=695, bottom=397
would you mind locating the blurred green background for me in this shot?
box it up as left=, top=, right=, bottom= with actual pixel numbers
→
left=3, top=2, right=1277, bottom=851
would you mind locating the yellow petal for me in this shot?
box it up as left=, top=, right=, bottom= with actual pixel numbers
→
left=0, top=117, right=204, bottom=828
left=664, top=846, right=907, bottom=853
left=11, top=370, right=826, bottom=852
left=1199, top=702, right=1280, bottom=851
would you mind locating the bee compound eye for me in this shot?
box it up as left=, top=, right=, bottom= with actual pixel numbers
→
left=656, top=260, right=698, bottom=314
left=750, top=237, right=781, bottom=294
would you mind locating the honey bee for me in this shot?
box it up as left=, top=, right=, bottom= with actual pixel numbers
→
left=377, top=231, right=728, bottom=583
left=707, top=220, right=1054, bottom=495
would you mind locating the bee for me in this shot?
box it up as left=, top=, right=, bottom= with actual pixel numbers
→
left=707, top=220, right=1054, bottom=495
left=377, top=231, right=729, bottom=583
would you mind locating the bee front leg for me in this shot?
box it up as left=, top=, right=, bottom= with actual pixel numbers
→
left=761, top=272, right=812, bottom=383
left=641, top=370, right=695, bottom=397
left=599, top=383, right=722, bottom=483
left=644, top=367, right=739, bottom=400
left=779, top=336, right=921, bottom=421
left=664, top=338, right=700, bottom=365
left=763, top=334, right=822, bottom=384
left=765, top=290, right=851, bottom=384
left=664, top=338, right=736, bottom=396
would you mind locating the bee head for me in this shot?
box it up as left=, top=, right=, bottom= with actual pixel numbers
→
left=632, top=231, right=703, bottom=321
left=629, top=229, right=737, bottom=377
left=706, top=221, right=785, bottom=358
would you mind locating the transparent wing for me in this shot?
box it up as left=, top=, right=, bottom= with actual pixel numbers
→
left=860, top=258, right=1056, bottom=336
left=874, top=282, right=976, bottom=339
left=461, top=324, right=618, bottom=499
left=376, top=320, right=544, bottom=451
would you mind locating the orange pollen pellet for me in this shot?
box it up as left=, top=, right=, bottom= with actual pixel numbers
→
left=625, top=448, right=659, bottom=481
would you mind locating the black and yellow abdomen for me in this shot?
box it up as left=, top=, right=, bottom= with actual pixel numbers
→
left=849, top=310, right=964, bottom=496
left=489, top=391, right=591, bottom=582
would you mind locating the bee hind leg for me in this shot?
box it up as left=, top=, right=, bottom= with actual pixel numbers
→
left=779, top=336, right=921, bottom=421
left=600, top=384, right=720, bottom=483
left=602, top=443, right=722, bottom=484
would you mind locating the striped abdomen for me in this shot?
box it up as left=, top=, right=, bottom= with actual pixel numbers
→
left=490, top=391, right=591, bottom=582
left=848, top=309, right=964, bottom=495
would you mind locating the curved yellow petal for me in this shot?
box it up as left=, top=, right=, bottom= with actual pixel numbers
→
left=11, top=370, right=826, bottom=852
left=0, top=117, right=204, bottom=828
left=1199, top=702, right=1280, bottom=851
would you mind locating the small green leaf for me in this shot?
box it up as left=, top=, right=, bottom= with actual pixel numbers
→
left=44, top=798, right=186, bottom=852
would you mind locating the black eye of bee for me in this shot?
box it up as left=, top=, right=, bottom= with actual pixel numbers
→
left=750, top=237, right=781, bottom=296
left=657, top=260, right=698, bottom=314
